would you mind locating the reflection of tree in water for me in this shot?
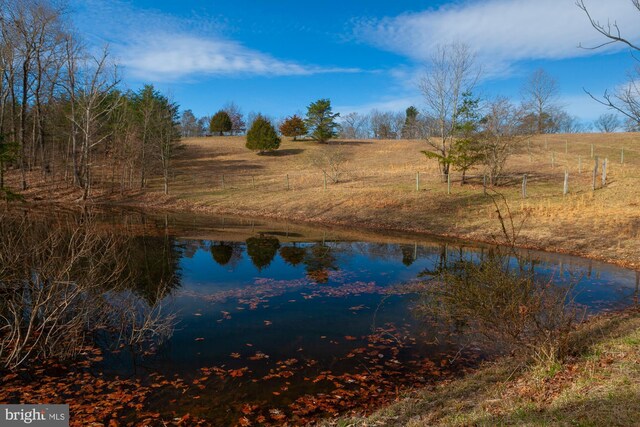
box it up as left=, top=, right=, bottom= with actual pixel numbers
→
left=418, top=244, right=451, bottom=278
left=124, top=234, right=182, bottom=305
left=401, top=245, right=416, bottom=267
left=0, top=213, right=178, bottom=370
left=279, top=244, right=307, bottom=266
left=210, top=241, right=243, bottom=267
left=246, top=235, right=281, bottom=271
left=304, top=243, right=338, bottom=284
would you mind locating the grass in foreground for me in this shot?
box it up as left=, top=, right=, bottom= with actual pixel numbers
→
left=322, top=309, right=640, bottom=427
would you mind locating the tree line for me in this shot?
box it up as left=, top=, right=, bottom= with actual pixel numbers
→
left=0, top=0, right=181, bottom=198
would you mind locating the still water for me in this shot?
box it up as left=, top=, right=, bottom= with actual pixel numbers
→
left=4, top=208, right=639, bottom=425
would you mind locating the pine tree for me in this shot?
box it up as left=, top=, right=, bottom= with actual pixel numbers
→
left=305, top=99, right=340, bottom=143
left=246, top=115, right=281, bottom=154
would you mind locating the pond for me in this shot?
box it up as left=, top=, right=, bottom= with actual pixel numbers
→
left=1, top=208, right=638, bottom=425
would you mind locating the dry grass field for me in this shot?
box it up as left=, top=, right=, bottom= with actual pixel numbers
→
left=137, top=133, right=640, bottom=269
left=10, top=132, right=640, bottom=268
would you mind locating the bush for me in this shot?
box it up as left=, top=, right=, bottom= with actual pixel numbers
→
left=246, top=115, right=281, bottom=154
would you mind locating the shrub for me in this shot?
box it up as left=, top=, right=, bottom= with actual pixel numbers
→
left=246, top=115, right=281, bottom=154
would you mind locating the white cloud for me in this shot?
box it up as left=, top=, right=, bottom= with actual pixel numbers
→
left=73, top=0, right=359, bottom=82
left=354, top=0, right=640, bottom=68
left=118, top=33, right=359, bottom=81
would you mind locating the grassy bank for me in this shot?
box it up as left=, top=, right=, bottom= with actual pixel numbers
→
left=323, top=308, right=640, bottom=427
left=9, top=132, right=640, bottom=270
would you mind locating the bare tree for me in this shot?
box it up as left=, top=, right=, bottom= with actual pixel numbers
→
left=65, top=47, right=120, bottom=199
left=339, top=112, right=369, bottom=139
left=577, top=0, right=640, bottom=128
left=482, top=97, right=528, bottom=185
left=309, top=146, right=347, bottom=183
left=420, top=42, right=480, bottom=180
left=594, top=113, right=621, bottom=132
left=520, top=68, right=560, bottom=134
left=223, top=101, right=246, bottom=135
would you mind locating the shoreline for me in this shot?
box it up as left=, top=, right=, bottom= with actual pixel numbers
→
left=14, top=194, right=639, bottom=272
left=107, top=198, right=640, bottom=271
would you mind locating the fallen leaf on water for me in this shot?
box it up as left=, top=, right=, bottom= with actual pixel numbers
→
left=194, top=338, right=205, bottom=342
left=230, top=353, right=241, bottom=359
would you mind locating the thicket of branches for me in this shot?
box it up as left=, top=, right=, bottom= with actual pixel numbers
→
left=0, top=213, right=179, bottom=370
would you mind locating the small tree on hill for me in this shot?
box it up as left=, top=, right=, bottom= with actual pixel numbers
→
left=305, top=99, right=340, bottom=143
left=279, top=115, right=308, bottom=140
left=246, top=115, right=281, bottom=154
left=209, top=110, right=232, bottom=136
left=402, top=106, right=420, bottom=139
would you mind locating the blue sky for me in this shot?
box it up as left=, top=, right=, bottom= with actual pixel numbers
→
left=70, top=0, right=639, bottom=124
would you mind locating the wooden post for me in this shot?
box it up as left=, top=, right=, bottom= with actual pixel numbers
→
left=578, top=156, right=582, bottom=174
left=563, top=170, right=569, bottom=196
left=416, top=171, right=420, bottom=191
left=545, top=137, right=548, bottom=150
left=551, top=152, right=555, bottom=167
left=447, top=173, right=451, bottom=195
left=590, top=144, right=594, bottom=158
left=323, top=171, right=327, bottom=191
left=592, top=156, right=599, bottom=190
left=565, top=139, right=568, bottom=154
left=621, top=147, right=625, bottom=164
left=252, top=176, right=255, bottom=189
left=602, top=158, right=607, bottom=187
left=483, top=175, right=487, bottom=196
left=286, top=174, right=290, bottom=190
left=522, top=174, right=527, bottom=199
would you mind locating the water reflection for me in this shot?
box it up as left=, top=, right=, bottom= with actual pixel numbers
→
left=246, top=234, right=281, bottom=271
left=1, top=208, right=638, bottom=425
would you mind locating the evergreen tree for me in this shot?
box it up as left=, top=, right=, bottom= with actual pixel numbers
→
left=209, top=110, right=233, bottom=136
left=246, top=115, right=281, bottom=154
left=305, top=99, right=340, bottom=143
left=402, top=106, right=420, bottom=139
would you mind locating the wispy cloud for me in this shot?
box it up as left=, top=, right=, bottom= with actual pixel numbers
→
left=354, top=0, right=639, bottom=69
left=335, top=95, right=423, bottom=116
left=72, top=0, right=360, bottom=82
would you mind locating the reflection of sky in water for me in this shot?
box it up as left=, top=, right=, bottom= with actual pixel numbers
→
left=178, top=240, right=638, bottom=311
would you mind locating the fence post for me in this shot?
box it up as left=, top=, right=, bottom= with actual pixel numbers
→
left=447, top=173, right=451, bottom=195
left=565, top=140, right=568, bottom=154
left=551, top=152, right=555, bottom=167
left=483, top=175, right=487, bottom=195
left=621, top=147, right=625, bottom=164
left=416, top=171, right=420, bottom=191
left=592, top=156, right=599, bottom=191
left=522, top=174, right=527, bottom=199
left=286, top=174, right=290, bottom=190
left=602, top=158, right=608, bottom=187
left=252, top=176, right=255, bottom=189
left=563, top=170, right=569, bottom=196
left=578, top=155, right=582, bottom=174
left=323, top=171, right=327, bottom=191
left=591, top=144, right=594, bottom=159
left=545, top=137, right=548, bottom=150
